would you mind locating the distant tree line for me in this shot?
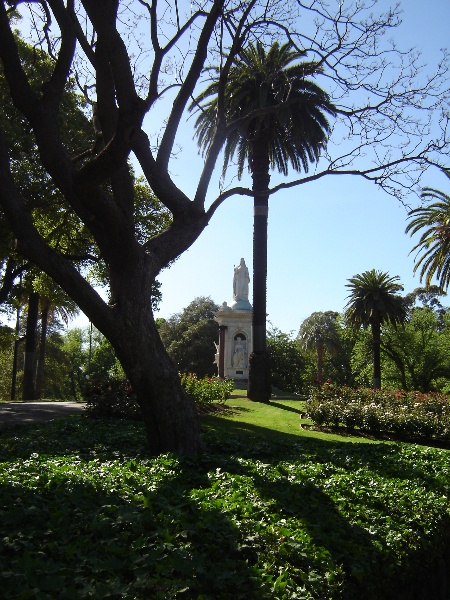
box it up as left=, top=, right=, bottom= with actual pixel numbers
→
left=2, top=284, right=450, bottom=401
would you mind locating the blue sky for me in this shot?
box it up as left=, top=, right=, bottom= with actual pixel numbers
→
left=151, top=0, right=450, bottom=335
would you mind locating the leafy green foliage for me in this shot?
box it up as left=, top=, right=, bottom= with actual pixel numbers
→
left=157, top=297, right=219, bottom=377
left=191, top=41, right=336, bottom=179
left=344, top=270, right=406, bottom=331
left=307, top=382, right=450, bottom=441
left=84, top=374, right=234, bottom=418
left=298, top=311, right=341, bottom=382
left=0, top=325, right=14, bottom=399
left=347, top=329, right=373, bottom=388
left=0, top=414, right=450, bottom=598
left=0, top=34, right=95, bottom=297
left=381, top=307, right=450, bottom=392
left=180, top=373, right=234, bottom=408
left=267, top=327, right=307, bottom=394
left=89, top=335, right=125, bottom=381
left=0, top=326, right=14, bottom=399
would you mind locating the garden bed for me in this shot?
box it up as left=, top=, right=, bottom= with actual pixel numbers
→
left=307, top=383, right=450, bottom=445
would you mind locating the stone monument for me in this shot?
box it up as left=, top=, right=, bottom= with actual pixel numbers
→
left=214, top=259, right=252, bottom=380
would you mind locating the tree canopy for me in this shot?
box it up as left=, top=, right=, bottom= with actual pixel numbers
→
left=344, top=269, right=407, bottom=388
left=157, top=296, right=219, bottom=378
left=298, top=311, right=340, bottom=382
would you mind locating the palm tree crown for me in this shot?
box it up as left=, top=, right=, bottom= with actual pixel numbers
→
left=344, top=270, right=406, bottom=330
left=406, top=169, right=450, bottom=290
left=344, top=269, right=406, bottom=389
left=191, top=41, right=336, bottom=178
left=298, top=311, right=340, bottom=381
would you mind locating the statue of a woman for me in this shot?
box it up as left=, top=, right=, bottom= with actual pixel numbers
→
left=233, top=258, right=250, bottom=301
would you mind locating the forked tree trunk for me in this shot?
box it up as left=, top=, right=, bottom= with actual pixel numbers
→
left=247, top=138, right=271, bottom=403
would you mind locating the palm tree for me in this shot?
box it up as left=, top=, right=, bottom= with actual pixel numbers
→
left=191, top=41, right=336, bottom=402
left=344, top=270, right=406, bottom=389
left=297, top=311, right=340, bottom=382
left=406, top=169, right=450, bottom=290
left=33, top=272, right=79, bottom=399
left=35, top=293, right=79, bottom=398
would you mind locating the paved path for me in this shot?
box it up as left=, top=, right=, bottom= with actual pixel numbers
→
left=0, top=402, right=86, bottom=429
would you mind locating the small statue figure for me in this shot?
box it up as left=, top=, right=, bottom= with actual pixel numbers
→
left=233, top=258, right=250, bottom=301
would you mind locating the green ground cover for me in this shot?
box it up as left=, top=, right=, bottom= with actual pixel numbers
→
left=0, top=400, right=449, bottom=599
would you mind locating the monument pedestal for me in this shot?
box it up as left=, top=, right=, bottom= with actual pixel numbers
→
left=215, top=303, right=252, bottom=380
left=214, top=259, right=252, bottom=380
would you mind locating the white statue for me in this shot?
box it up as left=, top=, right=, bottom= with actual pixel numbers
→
left=233, top=258, right=250, bottom=301
left=213, top=342, right=219, bottom=368
left=232, top=335, right=247, bottom=368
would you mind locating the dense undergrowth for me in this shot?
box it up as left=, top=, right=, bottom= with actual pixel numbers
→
left=1, top=414, right=450, bottom=599
left=84, top=375, right=234, bottom=418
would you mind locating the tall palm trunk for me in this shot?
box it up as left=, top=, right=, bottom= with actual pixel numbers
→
left=371, top=315, right=381, bottom=389
left=35, top=302, right=50, bottom=399
left=247, top=137, right=271, bottom=402
left=23, top=291, right=39, bottom=400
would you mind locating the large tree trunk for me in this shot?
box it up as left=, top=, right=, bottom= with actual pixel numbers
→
left=22, top=291, right=39, bottom=400
left=113, top=308, right=202, bottom=457
left=371, top=317, right=381, bottom=389
left=104, top=255, right=202, bottom=457
left=247, top=139, right=271, bottom=402
left=0, top=0, right=213, bottom=456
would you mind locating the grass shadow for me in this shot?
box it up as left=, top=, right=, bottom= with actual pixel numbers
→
left=269, top=400, right=305, bottom=415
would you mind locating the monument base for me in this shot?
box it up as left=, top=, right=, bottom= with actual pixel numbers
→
left=214, top=259, right=253, bottom=380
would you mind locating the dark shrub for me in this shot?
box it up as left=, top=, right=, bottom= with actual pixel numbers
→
left=84, top=377, right=141, bottom=420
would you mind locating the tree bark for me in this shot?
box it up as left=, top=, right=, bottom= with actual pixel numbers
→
left=247, top=138, right=271, bottom=402
left=101, top=251, right=202, bottom=457
left=23, top=291, right=39, bottom=400
left=0, top=1, right=212, bottom=454
left=113, top=304, right=202, bottom=457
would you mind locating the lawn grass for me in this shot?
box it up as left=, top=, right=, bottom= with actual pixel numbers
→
left=205, top=397, right=380, bottom=444
left=1, top=403, right=450, bottom=599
